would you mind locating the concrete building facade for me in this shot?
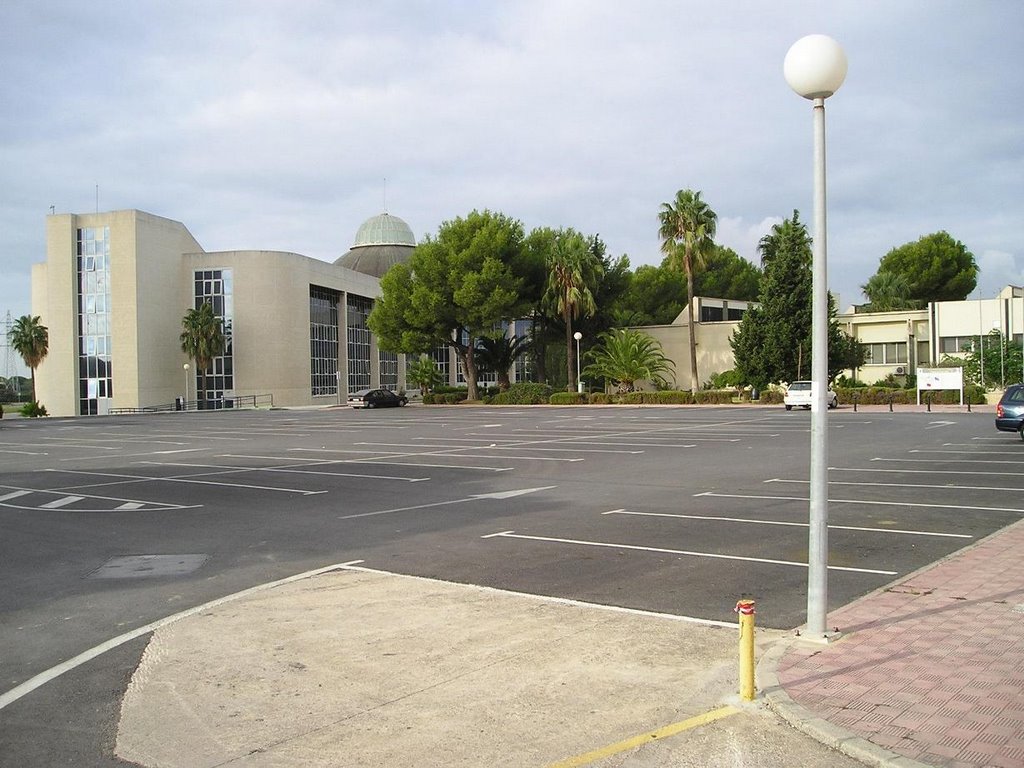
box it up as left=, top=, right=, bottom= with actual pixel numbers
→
left=32, top=209, right=397, bottom=417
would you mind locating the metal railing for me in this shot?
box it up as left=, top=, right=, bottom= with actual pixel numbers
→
left=109, top=393, right=274, bottom=415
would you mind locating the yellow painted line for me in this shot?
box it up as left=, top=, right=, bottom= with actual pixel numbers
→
left=548, top=705, right=742, bottom=767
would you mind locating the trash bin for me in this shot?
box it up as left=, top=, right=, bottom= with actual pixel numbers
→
left=175, top=396, right=183, bottom=411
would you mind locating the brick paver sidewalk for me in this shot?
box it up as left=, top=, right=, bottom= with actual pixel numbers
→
left=776, top=518, right=1024, bottom=766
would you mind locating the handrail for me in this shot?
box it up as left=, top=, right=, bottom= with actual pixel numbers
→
left=108, top=393, right=274, bottom=415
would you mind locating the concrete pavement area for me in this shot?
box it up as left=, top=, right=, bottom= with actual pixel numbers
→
left=114, top=567, right=860, bottom=768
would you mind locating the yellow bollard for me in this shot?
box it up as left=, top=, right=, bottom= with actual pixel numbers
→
left=735, top=599, right=756, bottom=701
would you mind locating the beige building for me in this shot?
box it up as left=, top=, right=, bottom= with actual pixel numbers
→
left=32, top=209, right=416, bottom=417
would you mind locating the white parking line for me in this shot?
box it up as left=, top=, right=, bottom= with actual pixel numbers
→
left=43, top=467, right=326, bottom=496
left=834, top=466, right=1021, bottom=478
left=695, top=491, right=1024, bottom=515
left=39, top=496, right=85, bottom=509
left=768, top=478, right=1024, bottom=493
left=481, top=530, right=897, bottom=575
left=149, top=459, right=430, bottom=483
left=601, top=509, right=972, bottom=538
left=877, top=457, right=1024, bottom=465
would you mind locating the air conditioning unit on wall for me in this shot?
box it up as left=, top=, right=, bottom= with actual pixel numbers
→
left=895, top=366, right=906, bottom=375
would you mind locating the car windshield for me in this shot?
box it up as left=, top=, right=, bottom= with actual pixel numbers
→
left=790, top=382, right=811, bottom=391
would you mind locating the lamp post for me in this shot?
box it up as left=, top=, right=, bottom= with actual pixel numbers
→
left=784, top=34, right=847, bottom=641
left=574, top=331, right=584, bottom=394
left=183, top=363, right=190, bottom=410
left=994, top=320, right=1004, bottom=389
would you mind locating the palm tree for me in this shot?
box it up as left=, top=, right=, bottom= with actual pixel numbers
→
left=582, top=328, right=674, bottom=393
left=658, top=189, right=718, bottom=393
left=474, top=334, right=532, bottom=391
left=406, top=354, right=444, bottom=394
left=179, top=301, right=226, bottom=409
left=861, top=271, right=917, bottom=312
left=8, top=315, right=49, bottom=404
left=544, top=230, right=601, bottom=391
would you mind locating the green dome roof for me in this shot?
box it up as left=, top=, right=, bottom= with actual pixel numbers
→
left=352, top=213, right=416, bottom=247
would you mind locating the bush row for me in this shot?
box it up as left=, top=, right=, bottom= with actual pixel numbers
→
left=420, top=384, right=988, bottom=407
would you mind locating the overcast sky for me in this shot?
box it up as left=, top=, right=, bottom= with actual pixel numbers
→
left=2, top=1, right=1022, bottom=348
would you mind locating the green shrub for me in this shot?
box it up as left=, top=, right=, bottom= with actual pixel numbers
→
left=445, top=392, right=467, bottom=404
left=759, top=390, right=785, bottom=404
left=549, top=392, right=588, bottom=405
left=693, top=390, right=734, bottom=404
left=589, top=392, right=612, bottom=404
left=490, top=382, right=554, bottom=405
left=422, top=394, right=435, bottom=404
left=20, top=401, right=47, bottom=418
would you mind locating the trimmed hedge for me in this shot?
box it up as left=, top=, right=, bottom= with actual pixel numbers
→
left=588, top=392, right=613, bottom=404
left=549, top=392, right=588, bottom=405
left=694, top=390, right=734, bottom=404
left=489, top=382, right=554, bottom=405
left=837, top=385, right=986, bottom=405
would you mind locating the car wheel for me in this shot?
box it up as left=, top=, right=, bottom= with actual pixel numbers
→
left=785, top=404, right=792, bottom=411
left=829, top=397, right=838, bottom=409
left=366, top=402, right=375, bottom=409
left=1019, top=426, right=1024, bottom=442
left=400, top=399, right=408, bottom=406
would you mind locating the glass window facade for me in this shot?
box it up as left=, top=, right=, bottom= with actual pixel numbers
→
left=347, top=294, right=372, bottom=391
left=431, top=343, right=449, bottom=385
left=193, top=269, right=234, bottom=406
left=865, top=341, right=908, bottom=364
left=310, top=286, right=340, bottom=397
left=513, top=319, right=533, bottom=384
left=77, top=227, right=112, bottom=415
left=379, top=349, right=399, bottom=391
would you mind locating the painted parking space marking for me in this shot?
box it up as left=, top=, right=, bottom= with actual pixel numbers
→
left=147, top=458, right=431, bottom=483
left=878, top=457, right=1024, bottom=465
left=482, top=530, right=897, bottom=575
left=289, top=447, right=515, bottom=472
left=40, top=495, right=85, bottom=509
left=769, top=477, right=1024, bottom=493
left=351, top=443, right=585, bottom=462
left=408, top=438, right=645, bottom=454
left=338, top=487, right=555, bottom=521
left=0, top=483, right=201, bottom=512
left=696, top=491, right=1024, bottom=515
left=834, top=466, right=1020, bottom=478
left=601, top=509, right=972, bottom=539
left=42, top=467, right=327, bottom=496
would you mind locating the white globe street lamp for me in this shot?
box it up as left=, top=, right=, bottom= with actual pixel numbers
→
left=183, top=363, right=190, bottom=410
left=784, top=34, right=847, bottom=641
left=574, top=331, right=584, bottom=394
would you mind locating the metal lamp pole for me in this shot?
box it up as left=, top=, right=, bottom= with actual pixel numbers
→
left=784, top=34, right=847, bottom=640
left=574, top=331, right=583, bottom=394
left=183, top=363, right=190, bottom=410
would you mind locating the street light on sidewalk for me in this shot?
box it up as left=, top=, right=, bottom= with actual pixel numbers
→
left=574, top=331, right=584, bottom=394
left=784, top=34, right=847, bottom=641
left=183, top=363, right=190, bottom=409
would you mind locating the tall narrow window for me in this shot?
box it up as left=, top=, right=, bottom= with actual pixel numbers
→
left=310, top=286, right=340, bottom=397
left=193, top=269, right=234, bottom=406
left=347, top=294, right=372, bottom=391
left=76, top=226, right=112, bottom=415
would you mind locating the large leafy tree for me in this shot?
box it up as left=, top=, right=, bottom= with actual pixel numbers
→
left=368, top=210, right=535, bottom=400
left=731, top=211, right=860, bottom=388
left=658, top=189, right=718, bottom=393
left=613, top=264, right=685, bottom=327
left=582, top=328, right=674, bottom=393
left=543, top=229, right=603, bottom=391
left=693, top=245, right=761, bottom=301
left=8, top=315, right=49, bottom=404
left=180, top=301, right=226, bottom=409
left=867, top=231, right=977, bottom=305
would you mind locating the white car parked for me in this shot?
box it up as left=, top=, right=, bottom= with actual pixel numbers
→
left=784, top=380, right=838, bottom=410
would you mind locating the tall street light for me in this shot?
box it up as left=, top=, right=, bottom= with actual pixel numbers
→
left=574, top=331, right=584, bottom=394
left=183, top=363, right=190, bottom=409
left=784, top=34, right=847, bottom=641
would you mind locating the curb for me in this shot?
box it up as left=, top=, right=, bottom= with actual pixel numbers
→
left=757, top=638, right=933, bottom=768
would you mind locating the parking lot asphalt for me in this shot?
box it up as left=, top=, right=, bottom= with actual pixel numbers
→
left=1, top=402, right=1021, bottom=766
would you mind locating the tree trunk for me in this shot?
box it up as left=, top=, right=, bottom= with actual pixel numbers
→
left=685, top=251, right=699, bottom=394
left=30, top=366, right=36, bottom=404
left=454, top=341, right=479, bottom=401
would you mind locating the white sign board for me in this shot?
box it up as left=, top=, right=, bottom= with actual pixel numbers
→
left=916, top=367, right=963, bottom=405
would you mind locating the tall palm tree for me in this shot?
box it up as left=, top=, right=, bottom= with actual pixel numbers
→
left=658, top=189, right=718, bottom=393
left=179, top=301, right=225, bottom=409
left=544, top=230, right=601, bottom=391
left=8, top=315, right=49, bottom=404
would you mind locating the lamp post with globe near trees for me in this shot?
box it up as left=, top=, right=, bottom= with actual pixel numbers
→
left=784, top=34, right=847, bottom=641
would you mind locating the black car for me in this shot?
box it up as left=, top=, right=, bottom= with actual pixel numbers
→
left=347, top=388, right=408, bottom=409
left=995, top=384, right=1024, bottom=439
